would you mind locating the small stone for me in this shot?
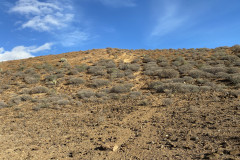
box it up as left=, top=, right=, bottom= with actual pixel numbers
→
left=113, top=145, right=118, bottom=152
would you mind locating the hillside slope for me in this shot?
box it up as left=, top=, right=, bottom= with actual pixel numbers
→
left=0, top=46, right=240, bottom=159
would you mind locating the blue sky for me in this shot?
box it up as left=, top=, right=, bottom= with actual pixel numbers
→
left=0, top=0, right=240, bottom=61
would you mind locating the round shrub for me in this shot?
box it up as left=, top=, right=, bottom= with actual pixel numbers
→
left=67, top=77, right=85, bottom=85
left=76, top=89, right=95, bottom=99
left=30, top=86, right=49, bottom=94
left=157, top=69, right=179, bottom=78
left=91, top=79, right=110, bottom=88
left=110, top=83, right=134, bottom=93
left=0, top=101, right=8, bottom=108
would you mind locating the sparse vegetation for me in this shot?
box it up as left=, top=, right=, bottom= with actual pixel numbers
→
left=0, top=46, right=239, bottom=160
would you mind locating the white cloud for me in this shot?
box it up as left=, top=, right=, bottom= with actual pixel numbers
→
left=0, top=43, right=52, bottom=62
left=9, top=0, right=74, bottom=32
left=150, top=1, right=188, bottom=37
left=99, top=0, right=136, bottom=7
left=58, top=31, right=90, bottom=47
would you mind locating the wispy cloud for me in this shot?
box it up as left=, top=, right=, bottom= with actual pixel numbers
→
left=9, top=0, right=74, bottom=32
left=150, top=1, right=188, bottom=37
left=57, top=30, right=91, bottom=47
left=0, top=43, right=52, bottom=62
left=9, top=0, right=91, bottom=47
left=99, top=0, right=136, bottom=7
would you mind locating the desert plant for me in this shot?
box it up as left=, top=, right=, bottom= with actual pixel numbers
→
left=162, top=98, right=173, bottom=106
left=67, top=69, right=79, bottom=75
left=110, top=83, right=134, bottom=93
left=30, top=86, right=49, bottom=94
left=96, top=59, right=116, bottom=68
left=128, top=91, right=142, bottom=99
left=227, top=67, right=240, bottom=74
left=67, top=77, right=85, bottom=85
left=231, top=44, right=240, bottom=53
left=24, top=75, right=40, bottom=84
left=91, top=79, right=110, bottom=88
left=229, top=74, right=240, bottom=85
left=142, top=56, right=155, bottom=63
left=56, top=99, right=70, bottom=105
left=88, top=66, right=106, bottom=76
left=42, top=62, right=54, bottom=72
left=109, top=70, right=125, bottom=79
left=202, top=66, right=227, bottom=74
left=60, top=58, right=67, bottom=63
left=76, top=89, right=95, bottom=99
left=157, top=69, right=179, bottom=78
left=189, top=70, right=212, bottom=78
left=172, top=56, right=186, bottom=66
left=119, top=63, right=140, bottom=72
left=44, top=74, right=57, bottom=82
left=154, top=83, right=200, bottom=93
left=178, top=64, right=193, bottom=74
left=75, top=64, right=89, bottom=72
left=0, top=101, right=8, bottom=108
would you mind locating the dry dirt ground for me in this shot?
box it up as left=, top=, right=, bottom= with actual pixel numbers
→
left=0, top=47, right=239, bottom=159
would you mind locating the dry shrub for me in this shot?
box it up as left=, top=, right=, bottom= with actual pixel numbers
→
left=189, top=70, right=212, bottom=78
left=157, top=69, right=179, bottom=78
left=67, top=77, right=85, bottom=85
left=76, top=89, right=95, bottom=99
left=119, top=63, right=140, bottom=72
left=0, top=101, right=8, bottom=108
left=88, top=66, right=106, bottom=76
left=30, top=86, right=49, bottom=94
left=75, top=64, right=89, bottom=72
left=111, top=83, right=134, bottom=93
left=154, top=83, right=200, bottom=93
left=229, top=74, right=240, bottom=85
left=91, top=79, right=110, bottom=88
left=67, top=69, right=79, bottom=75
left=24, top=75, right=40, bottom=84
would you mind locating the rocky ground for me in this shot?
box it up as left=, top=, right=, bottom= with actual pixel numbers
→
left=0, top=46, right=239, bottom=159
